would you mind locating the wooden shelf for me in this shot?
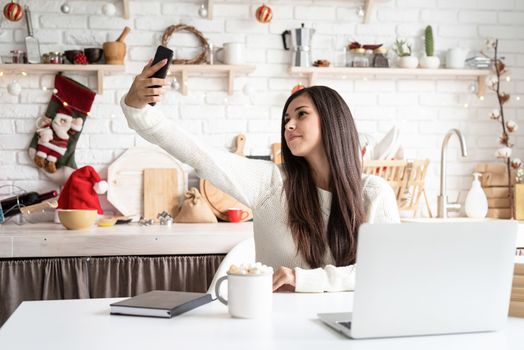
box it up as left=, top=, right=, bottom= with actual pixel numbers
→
left=289, top=66, right=490, bottom=97
left=0, top=64, right=125, bottom=94
left=123, top=0, right=129, bottom=19
left=363, top=0, right=391, bottom=24
left=170, top=64, right=256, bottom=96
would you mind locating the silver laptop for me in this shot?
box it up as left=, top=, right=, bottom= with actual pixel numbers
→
left=319, top=221, right=517, bottom=339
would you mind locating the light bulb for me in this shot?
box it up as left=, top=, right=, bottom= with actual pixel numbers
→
left=506, top=76, right=511, bottom=82
left=516, top=96, right=521, bottom=101
left=21, top=71, right=27, bottom=76
left=479, top=95, right=485, bottom=101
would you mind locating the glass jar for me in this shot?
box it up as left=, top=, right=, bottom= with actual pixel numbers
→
left=10, top=50, right=24, bottom=64
left=42, top=53, right=50, bottom=64
left=350, top=48, right=369, bottom=67
left=372, top=47, right=389, bottom=68
left=50, top=52, right=62, bottom=64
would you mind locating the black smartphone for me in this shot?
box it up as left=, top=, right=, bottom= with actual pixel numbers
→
left=148, top=45, right=174, bottom=106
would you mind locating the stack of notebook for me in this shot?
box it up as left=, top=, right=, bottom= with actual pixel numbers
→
left=509, top=262, right=524, bottom=318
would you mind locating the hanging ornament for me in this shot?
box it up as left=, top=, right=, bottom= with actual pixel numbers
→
left=3, top=0, right=23, bottom=22
left=171, top=78, right=180, bottom=91
left=60, top=3, right=71, bottom=14
left=255, top=4, right=273, bottom=23
left=198, top=3, right=208, bottom=18
left=291, top=83, right=305, bottom=94
left=102, top=3, right=116, bottom=16
left=7, top=81, right=21, bottom=96
left=357, top=5, right=365, bottom=17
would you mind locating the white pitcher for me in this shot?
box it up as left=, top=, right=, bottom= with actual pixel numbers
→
left=446, top=48, right=469, bottom=69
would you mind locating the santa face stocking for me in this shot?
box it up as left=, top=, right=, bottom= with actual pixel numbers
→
left=28, top=75, right=96, bottom=182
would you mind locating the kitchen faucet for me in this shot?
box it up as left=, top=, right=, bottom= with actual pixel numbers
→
left=437, top=129, right=468, bottom=218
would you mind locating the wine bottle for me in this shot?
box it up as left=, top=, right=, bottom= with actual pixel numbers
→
left=0, top=190, right=58, bottom=219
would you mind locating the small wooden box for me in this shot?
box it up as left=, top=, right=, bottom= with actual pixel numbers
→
left=515, top=184, right=524, bottom=220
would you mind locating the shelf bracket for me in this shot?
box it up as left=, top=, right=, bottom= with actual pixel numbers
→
left=227, top=70, right=234, bottom=95
left=180, top=70, right=188, bottom=96
left=207, top=0, right=214, bottom=20
left=122, top=0, right=129, bottom=19
left=364, top=0, right=373, bottom=24
left=477, top=75, right=486, bottom=98
left=96, top=70, right=104, bottom=94
left=306, top=72, right=315, bottom=87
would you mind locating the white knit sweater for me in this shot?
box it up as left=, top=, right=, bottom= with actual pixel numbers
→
left=121, top=96, right=401, bottom=292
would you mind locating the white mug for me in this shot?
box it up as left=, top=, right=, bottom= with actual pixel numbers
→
left=216, top=42, right=244, bottom=65
left=215, top=272, right=272, bottom=318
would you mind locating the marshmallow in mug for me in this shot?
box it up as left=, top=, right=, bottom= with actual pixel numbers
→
left=228, top=262, right=273, bottom=275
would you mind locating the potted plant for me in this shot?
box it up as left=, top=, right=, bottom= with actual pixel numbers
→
left=419, top=25, right=440, bottom=69
left=393, top=39, right=418, bottom=68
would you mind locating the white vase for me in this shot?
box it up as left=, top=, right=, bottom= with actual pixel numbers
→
left=398, top=56, right=419, bottom=69
left=419, top=56, right=440, bottom=69
left=464, top=173, right=488, bottom=219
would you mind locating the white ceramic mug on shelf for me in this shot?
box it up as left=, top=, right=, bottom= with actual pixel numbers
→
left=216, top=42, right=244, bottom=65
left=215, top=272, right=273, bottom=318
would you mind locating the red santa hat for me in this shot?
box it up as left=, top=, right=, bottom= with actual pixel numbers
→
left=58, top=166, right=108, bottom=214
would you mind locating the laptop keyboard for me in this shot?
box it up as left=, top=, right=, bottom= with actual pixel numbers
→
left=337, top=321, right=352, bottom=330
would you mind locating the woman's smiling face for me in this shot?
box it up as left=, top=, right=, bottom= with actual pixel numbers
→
left=284, top=93, right=323, bottom=157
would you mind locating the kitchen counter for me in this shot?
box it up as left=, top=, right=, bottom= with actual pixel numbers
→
left=1, top=219, right=523, bottom=258
left=0, top=222, right=254, bottom=258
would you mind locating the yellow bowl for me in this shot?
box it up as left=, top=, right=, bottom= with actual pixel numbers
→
left=58, top=209, right=97, bottom=230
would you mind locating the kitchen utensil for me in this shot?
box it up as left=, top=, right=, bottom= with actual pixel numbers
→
left=281, top=23, right=316, bottom=67
left=83, top=48, right=103, bottom=63
left=199, top=135, right=253, bottom=222
left=143, top=168, right=180, bottom=221
left=103, top=26, right=130, bottom=64
left=57, top=209, right=97, bottom=230
left=107, top=146, right=188, bottom=218
left=64, top=49, right=82, bottom=64
left=24, top=6, right=40, bottom=63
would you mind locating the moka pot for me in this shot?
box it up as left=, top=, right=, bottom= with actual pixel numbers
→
left=281, top=23, right=316, bottom=67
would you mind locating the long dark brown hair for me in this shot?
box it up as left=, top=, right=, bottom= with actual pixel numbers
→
left=281, top=86, right=365, bottom=268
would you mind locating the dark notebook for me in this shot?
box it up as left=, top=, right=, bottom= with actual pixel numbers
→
left=110, top=290, right=213, bottom=318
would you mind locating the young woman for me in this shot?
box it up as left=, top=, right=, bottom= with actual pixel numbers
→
left=122, top=59, right=400, bottom=293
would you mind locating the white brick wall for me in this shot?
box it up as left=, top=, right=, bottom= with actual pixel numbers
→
left=0, top=0, right=523, bottom=217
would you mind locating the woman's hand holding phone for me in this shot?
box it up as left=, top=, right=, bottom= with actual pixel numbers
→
left=124, top=59, right=169, bottom=109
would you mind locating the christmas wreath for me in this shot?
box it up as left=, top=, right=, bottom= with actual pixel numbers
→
left=161, top=24, right=209, bottom=65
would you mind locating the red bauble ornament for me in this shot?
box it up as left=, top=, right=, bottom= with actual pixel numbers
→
left=73, top=53, right=88, bottom=65
left=291, top=83, right=305, bottom=94
left=3, top=0, right=23, bottom=22
left=255, top=4, right=273, bottom=23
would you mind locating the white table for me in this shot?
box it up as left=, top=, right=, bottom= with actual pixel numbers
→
left=1, top=293, right=523, bottom=350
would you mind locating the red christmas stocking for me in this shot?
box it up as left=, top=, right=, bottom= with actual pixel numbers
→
left=28, top=75, right=96, bottom=184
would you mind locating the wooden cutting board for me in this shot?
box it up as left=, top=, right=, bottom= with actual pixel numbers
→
left=143, top=168, right=179, bottom=220
left=107, top=146, right=187, bottom=218
left=199, top=135, right=253, bottom=222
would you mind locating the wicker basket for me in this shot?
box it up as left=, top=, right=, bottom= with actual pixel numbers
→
left=362, top=159, right=431, bottom=217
